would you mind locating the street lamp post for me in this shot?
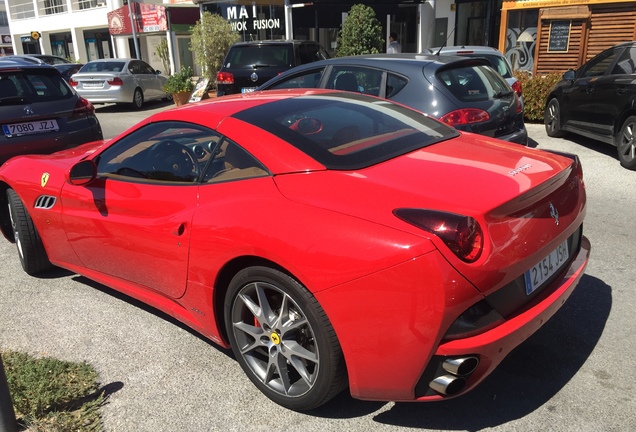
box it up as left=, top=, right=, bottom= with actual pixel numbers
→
left=127, top=0, right=141, bottom=59
left=0, top=356, right=17, bottom=432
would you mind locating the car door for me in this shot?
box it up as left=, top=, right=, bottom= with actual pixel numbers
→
left=130, top=60, right=159, bottom=99
left=60, top=122, right=217, bottom=299
left=562, top=46, right=624, bottom=136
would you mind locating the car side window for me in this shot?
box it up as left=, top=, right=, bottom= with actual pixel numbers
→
left=327, top=66, right=383, bottom=96
left=96, top=122, right=223, bottom=184
left=202, top=140, right=268, bottom=183
left=386, top=73, right=408, bottom=98
left=581, top=48, right=621, bottom=77
left=139, top=61, right=156, bottom=75
left=267, top=68, right=325, bottom=90
left=611, top=47, right=636, bottom=75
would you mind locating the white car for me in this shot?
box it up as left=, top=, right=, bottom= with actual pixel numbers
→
left=70, top=58, right=169, bottom=109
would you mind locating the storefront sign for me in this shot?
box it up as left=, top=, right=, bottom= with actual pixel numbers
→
left=108, top=4, right=168, bottom=35
left=1, top=35, right=11, bottom=44
left=224, top=5, right=282, bottom=33
left=548, top=20, right=571, bottom=52
left=503, top=0, right=634, bottom=10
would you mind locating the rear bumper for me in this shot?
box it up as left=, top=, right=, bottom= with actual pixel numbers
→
left=498, top=126, right=528, bottom=145
left=0, top=119, right=102, bottom=165
left=317, top=235, right=590, bottom=402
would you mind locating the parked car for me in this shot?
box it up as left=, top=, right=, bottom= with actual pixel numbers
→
left=545, top=41, right=636, bottom=170
left=426, top=46, right=523, bottom=101
left=217, top=40, right=330, bottom=96
left=0, top=58, right=102, bottom=166
left=257, top=54, right=527, bottom=144
left=69, top=58, right=169, bottom=109
left=2, top=54, right=83, bottom=82
left=0, top=89, right=589, bottom=410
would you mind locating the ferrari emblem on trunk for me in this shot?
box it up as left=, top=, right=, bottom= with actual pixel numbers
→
left=41, top=172, right=50, bottom=188
left=549, top=202, right=559, bottom=225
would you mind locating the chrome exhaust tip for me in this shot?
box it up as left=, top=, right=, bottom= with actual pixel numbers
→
left=442, top=356, right=479, bottom=376
left=429, top=375, right=466, bottom=396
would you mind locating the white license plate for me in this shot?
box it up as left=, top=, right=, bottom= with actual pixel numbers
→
left=83, top=82, right=103, bottom=89
left=241, top=87, right=257, bottom=93
left=3, top=119, right=59, bottom=137
left=524, top=240, right=569, bottom=295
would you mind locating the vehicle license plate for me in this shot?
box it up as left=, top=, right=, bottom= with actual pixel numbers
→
left=241, top=87, right=257, bottom=93
left=524, top=240, right=569, bottom=295
left=3, top=119, right=59, bottom=137
left=83, top=81, right=103, bottom=89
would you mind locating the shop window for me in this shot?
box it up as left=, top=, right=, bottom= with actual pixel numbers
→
left=505, top=9, right=539, bottom=74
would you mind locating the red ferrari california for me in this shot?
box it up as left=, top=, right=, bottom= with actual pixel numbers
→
left=0, top=90, right=590, bottom=411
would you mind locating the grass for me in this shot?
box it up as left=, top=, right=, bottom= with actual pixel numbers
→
left=1, top=351, right=103, bottom=431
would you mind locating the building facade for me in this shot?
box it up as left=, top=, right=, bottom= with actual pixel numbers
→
left=500, top=0, right=636, bottom=76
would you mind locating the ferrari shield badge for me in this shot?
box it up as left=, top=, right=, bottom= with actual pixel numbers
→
left=41, top=172, right=50, bottom=188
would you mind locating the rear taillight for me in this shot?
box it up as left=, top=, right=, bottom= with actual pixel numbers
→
left=73, top=96, right=95, bottom=118
left=439, top=109, right=490, bottom=126
left=69, top=78, right=78, bottom=87
left=107, top=77, right=123, bottom=86
left=511, top=80, right=522, bottom=97
left=394, top=209, right=484, bottom=262
left=217, top=71, right=234, bottom=85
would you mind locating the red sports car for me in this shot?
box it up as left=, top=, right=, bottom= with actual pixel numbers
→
left=0, top=90, right=590, bottom=411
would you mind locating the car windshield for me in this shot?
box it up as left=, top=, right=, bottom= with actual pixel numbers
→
left=233, top=92, right=457, bottom=170
left=225, top=45, right=293, bottom=68
left=79, top=62, right=126, bottom=73
left=0, top=69, right=73, bottom=103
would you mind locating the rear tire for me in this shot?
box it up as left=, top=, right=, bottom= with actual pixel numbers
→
left=616, top=115, right=636, bottom=170
left=545, top=98, right=566, bottom=138
left=224, top=266, right=347, bottom=411
left=6, top=189, right=53, bottom=275
left=132, top=88, right=144, bottom=109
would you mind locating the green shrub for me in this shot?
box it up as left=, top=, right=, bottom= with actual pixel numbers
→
left=163, top=66, right=195, bottom=94
left=336, top=4, right=384, bottom=57
left=515, top=71, right=563, bottom=123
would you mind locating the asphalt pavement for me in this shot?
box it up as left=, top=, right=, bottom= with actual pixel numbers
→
left=1, top=112, right=635, bottom=431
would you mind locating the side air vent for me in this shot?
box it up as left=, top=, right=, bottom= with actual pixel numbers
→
left=34, top=195, right=57, bottom=210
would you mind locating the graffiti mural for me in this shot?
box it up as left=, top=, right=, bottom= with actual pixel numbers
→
left=505, top=27, right=537, bottom=74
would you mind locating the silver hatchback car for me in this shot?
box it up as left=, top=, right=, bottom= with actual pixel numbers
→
left=70, top=59, right=169, bottom=109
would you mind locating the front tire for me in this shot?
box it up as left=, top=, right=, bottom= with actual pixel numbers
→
left=224, top=266, right=346, bottom=411
left=132, top=88, right=144, bottom=109
left=6, top=189, right=52, bottom=275
left=545, top=98, right=566, bottom=138
left=616, top=116, right=636, bottom=170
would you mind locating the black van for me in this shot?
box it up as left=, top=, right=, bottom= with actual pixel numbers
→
left=216, top=40, right=329, bottom=96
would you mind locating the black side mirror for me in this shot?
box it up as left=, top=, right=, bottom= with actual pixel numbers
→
left=563, top=70, right=576, bottom=80
left=66, top=160, right=97, bottom=186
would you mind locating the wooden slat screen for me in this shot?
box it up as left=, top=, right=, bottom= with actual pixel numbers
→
left=535, top=19, right=584, bottom=75
left=585, top=6, right=636, bottom=61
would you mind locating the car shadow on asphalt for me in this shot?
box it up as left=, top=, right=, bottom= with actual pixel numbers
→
left=309, top=274, right=611, bottom=427
left=93, top=99, right=174, bottom=113
left=69, top=275, right=234, bottom=360
left=64, top=272, right=609, bottom=428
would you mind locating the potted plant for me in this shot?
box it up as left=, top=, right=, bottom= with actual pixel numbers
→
left=163, top=66, right=195, bottom=106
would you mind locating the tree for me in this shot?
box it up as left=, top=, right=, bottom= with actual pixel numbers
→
left=190, top=12, right=239, bottom=82
left=155, top=39, right=171, bottom=75
left=336, top=4, right=384, bottom=57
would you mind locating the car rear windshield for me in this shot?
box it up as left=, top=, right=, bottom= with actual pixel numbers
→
left=225, top=45, right=294, bottom=68
left=79, top=62, right=125, bottom=73
left=232, top=92, right=457, bottom=170
left=0, top=69, right=73, bottom=103
left=436, top=65, right=511, bottom=103
left=459, top=54, right=513, bottom=78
